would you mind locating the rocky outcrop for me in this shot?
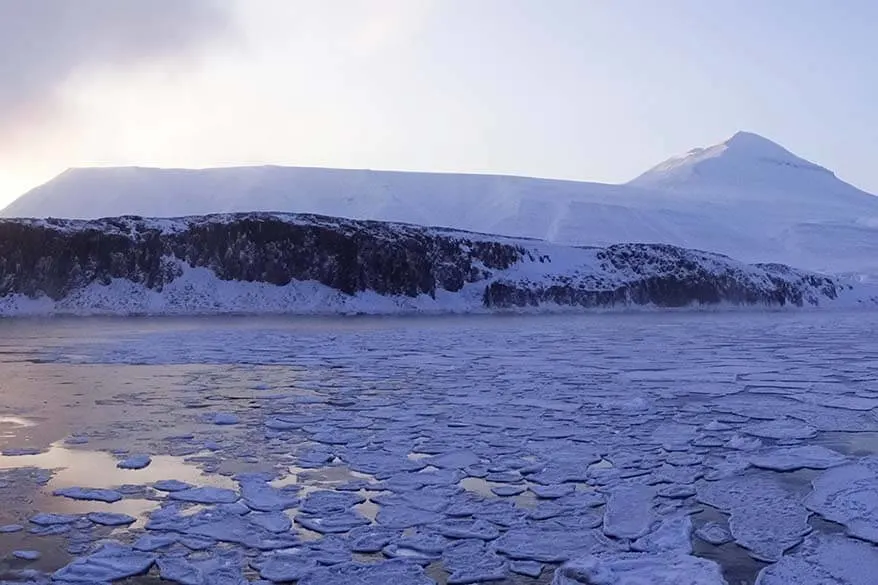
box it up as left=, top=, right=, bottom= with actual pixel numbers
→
left=0, top=213, right=847, bottom=315
left=483, top=244, right=840, bottom=309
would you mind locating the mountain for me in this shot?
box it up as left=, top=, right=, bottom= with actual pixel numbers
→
left=0, top=212, right=868, bottom=317
left=4, top=133, right=878, bottom=274
left=630, top=131, right=839, bottom=193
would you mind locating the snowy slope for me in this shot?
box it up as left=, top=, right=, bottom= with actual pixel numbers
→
left=4, top=132, right=878, bottom=274
left=0, top=212, right=873, bottom=317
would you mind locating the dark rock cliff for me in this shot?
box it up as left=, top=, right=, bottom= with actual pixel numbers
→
left=0, top=213, right=842, bottom=313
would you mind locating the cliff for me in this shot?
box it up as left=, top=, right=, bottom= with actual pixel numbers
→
left=0, top=213, right=854, bottom=316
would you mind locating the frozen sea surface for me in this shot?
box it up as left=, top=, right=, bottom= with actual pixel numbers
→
left=1, top=312, right=878, bottom=584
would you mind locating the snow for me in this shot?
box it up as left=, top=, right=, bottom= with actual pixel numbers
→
left=0, top=210, right=874, bottom=317
left=6, top=132, right=878, bottom=275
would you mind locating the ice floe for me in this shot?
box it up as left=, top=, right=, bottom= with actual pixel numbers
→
left=552, top=552, right=727, bottom=585
left=117, top=454, right=152, bottom=469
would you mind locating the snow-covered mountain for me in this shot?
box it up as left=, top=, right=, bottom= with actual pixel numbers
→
left=631, top=131, right=839, bottom=194
left=0, top=212, right=871, bottom=317
left=4, top=132, right=878, bottom=274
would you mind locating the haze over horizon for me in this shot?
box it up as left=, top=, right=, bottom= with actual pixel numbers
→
left=2, top=0, right=877, bottom=207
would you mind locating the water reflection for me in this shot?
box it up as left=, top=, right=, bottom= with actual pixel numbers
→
left=0, top=444, right=237, bottom=493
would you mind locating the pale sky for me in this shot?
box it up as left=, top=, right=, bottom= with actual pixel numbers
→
left=2, top=0, right=877, bottom=207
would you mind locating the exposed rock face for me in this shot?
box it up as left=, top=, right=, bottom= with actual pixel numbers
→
left=0, top=212, right=843, bottom=315
left=484, top=244, right=839, bottom=309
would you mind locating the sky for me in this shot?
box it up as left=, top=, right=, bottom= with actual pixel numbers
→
left=1, top=0, right=877, bottom=208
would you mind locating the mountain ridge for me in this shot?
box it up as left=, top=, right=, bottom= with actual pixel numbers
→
left=4, top=132, right=878, bottom=274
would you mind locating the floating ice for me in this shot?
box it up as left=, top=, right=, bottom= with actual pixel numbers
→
left=442, top=540, right=509, bottom=584
left=749, top=445, right=846, bottom=472
left=132, top=534, right=178, bottom=551
left=213, top=412, right=240, bottom=425
left=552, top=552, right=727, bottom=585
left=493, top=527, right=617, bottom=563
left=658, top=484, right=697, bottom=499
left=698, top=473, right=811, bottom=561
left=156, top=556, right=204, bottom=585
left=53, top=542, right=155, bottom=582
left=248, top=511, right=292, bottom=533
left=631, top=515, right=693, bottom=554
left=756, top=533, right=878, bottom=585
left=436, top=519, right=500, bottom=540
left=299, top=490, right=365, bottom=514
left=240, top=480, right=299, bottom=512
left=742, top=419, right=817, bottom=440
left=376, top=505, right=444, bottom=529
left=695, top=522, right=732, bottom=546
left=169, top=486, right=240, bottom=504
left=179, top=536, right=215, bottom=551
left=157, top=552, right=247, bottom=585
left=31, top=524, right=71, bottom=536
left=183, top=509, right=298, bottom=549
left=0, top=524, right=23, bottom=533
left=153, top=479, right=193, bottom=492
left=255, top=552, right=319, bottom=582
left=87, top=512, right=136, bottom=526
left=1, top=447, right=42, bottom=456
left=298, top=559, right=434, bottom=585
left=12, top=550, right=41, bottom=561
left=805, top=456, right=878, bottom=543
left=602, top=484, right=656, bottom=540
left=117, top=454, right=152, bottom=470
left=532, top=484, right=575, bottom=499
left=491, top=484, right=527, bottom=496
left=30, top=513, right=78, bottom=526
left=347, top=526, right=397, bottom=553
left=295, top=511, right=371, bottom=534
left=54, top=487, right=123, bottom=503
left=510, top=560, right=543, bottom=578
left=425, top=450, right=481, bottom=469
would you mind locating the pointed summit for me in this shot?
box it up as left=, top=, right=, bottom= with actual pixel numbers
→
left=629, top=131, right=835, bottom=192
left=722, top=131, right=807, bottom=160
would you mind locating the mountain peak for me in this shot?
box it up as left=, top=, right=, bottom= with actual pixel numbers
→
left=629, top=131, right=835, bottom=192
left=722, top=130, right=796, bottom=157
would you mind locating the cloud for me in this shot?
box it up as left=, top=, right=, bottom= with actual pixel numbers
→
left=0, top=0, right=232, bottom=137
